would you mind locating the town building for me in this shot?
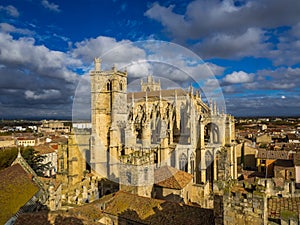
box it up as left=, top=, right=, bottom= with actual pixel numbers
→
left=34, top=144, right=58, bottom=177
left=16, top=137, right=36, bottom=147
left=38, top=120, right=71, bottom=134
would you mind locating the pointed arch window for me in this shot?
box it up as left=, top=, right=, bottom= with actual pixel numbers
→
left=190, top=153, right=195, bottom=175
left=119, top=82, right=123, bottom=91
left=107, top=81, right=112, bottom=91
left=179, top=153, right=188, bottom=172
left=126, top=171, right=131, bottom=184
left=144, top=167, right=148, bottom=181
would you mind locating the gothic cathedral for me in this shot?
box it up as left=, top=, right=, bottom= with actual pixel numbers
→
left=90, top=58, right=237, bottom=189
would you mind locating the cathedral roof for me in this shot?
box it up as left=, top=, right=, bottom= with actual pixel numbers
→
left=127, top=88, right=187, bottom=101
left=154, top=165, right=193, bottom=190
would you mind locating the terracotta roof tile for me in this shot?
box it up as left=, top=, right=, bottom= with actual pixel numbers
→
left=15, top=191, right=214, bottom=225
left=34, top=144, right=56, bottom=154
left=268, top=197, right=300, bottom=220
left=154, top=165, right=193, bottom=190
left=102, top=191, right=214, bottom=225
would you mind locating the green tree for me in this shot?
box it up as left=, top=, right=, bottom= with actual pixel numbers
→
left=0, top=147, right=18, bottom=170
left=21, top=148, right=51, bottom=176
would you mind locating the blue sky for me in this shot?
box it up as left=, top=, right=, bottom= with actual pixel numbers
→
left=0, top=0, right=300, bottom=119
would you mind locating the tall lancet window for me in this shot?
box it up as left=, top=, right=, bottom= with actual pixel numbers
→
left=107, top=81, right=112, bottom=91
left=179, top=153, right=188, bottom=172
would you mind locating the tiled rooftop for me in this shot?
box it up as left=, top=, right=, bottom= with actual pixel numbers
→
left=15, top=191, right=214, bottom=225
left=268, top=197, right=300, bottom=220
left=257, top=149, right=291, bottom=160
left=0, top=164, right=39, bottom=225
left=34, top=144, right=56, bottom=154
left=154, top=165, right=193, bottom=190
left=101, top=191, right=214, bottom=225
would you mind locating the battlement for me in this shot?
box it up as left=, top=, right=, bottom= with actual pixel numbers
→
left=141, top=75, right=161, bottom=92
left=120, top=147, right=156, bottom=166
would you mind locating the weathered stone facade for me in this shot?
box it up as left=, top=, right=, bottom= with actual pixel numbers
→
left=90, top=58, right=237, bottom=194
left=56, top=129, right=99, bottom=207
left=215, top=191, right=267, bottom=225
left=214, top=178, right=300, bottom=225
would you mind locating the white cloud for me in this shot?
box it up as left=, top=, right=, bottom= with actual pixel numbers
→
left=72, top=36, right=147, bottom=68
left=41, top=0, right=60, bottom=12
left=0, top=23, right=33, bottom=35
left=0, top=32, right=80, bottom=82
left=25, top=89, right=61, bottom=100
left=223, top=71, right=254, bottom=83
left=72, top=38, right=225, bottom=89
left=266, top=22, right=300, bottom=66
left=145, top=0, right=300, bottom=40
left=145, top=4, right=188, bottom=41
left=145, top=0, right=300, bottom=61
left=222, top=85, right=236, bottom=93
left=256, top=67, right=300, bottom=90
left=0, top=5, right=19, bottom=17
left=194, top=28, right=269, bottom=58
left=126, top=61, right=151, bottom=78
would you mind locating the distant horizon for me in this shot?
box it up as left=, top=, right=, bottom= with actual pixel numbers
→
left=1, top=114, right=300, bottom=122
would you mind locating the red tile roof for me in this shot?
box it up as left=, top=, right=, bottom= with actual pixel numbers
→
left=34, top=144, right=56, bottom=154
left=268, top=197, right=300, bottom=220
left=154, top=165, right=193, bottom=190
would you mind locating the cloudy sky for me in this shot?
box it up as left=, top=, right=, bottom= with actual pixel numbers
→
left=0, top=0, right=300, bottom=119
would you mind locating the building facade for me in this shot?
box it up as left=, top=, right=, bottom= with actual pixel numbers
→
left=90, top=58, right=237, bottom=189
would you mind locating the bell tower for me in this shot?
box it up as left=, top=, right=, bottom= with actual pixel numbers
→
left=90, top=58, right=127, bottom=178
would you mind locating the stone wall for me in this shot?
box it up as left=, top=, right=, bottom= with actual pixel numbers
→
left=119, top=163, right=154, bottom=198
left=59, top=176, right=99, bottom=206
left=244, top=143, right=257, bottom=169
left=48, top=184, right=62, bottom=211
left=190, top=182, right=213, bottom=208
left=153, top=180, right=193, bottom=204
left=257, top=179, right=298, bottom=198
left=214, top=191, right=267, bottom=225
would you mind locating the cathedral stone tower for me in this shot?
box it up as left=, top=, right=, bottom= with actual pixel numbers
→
left=90, top=58, right=128, bottom=178
left=141, top=75, right=161, bottom=91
